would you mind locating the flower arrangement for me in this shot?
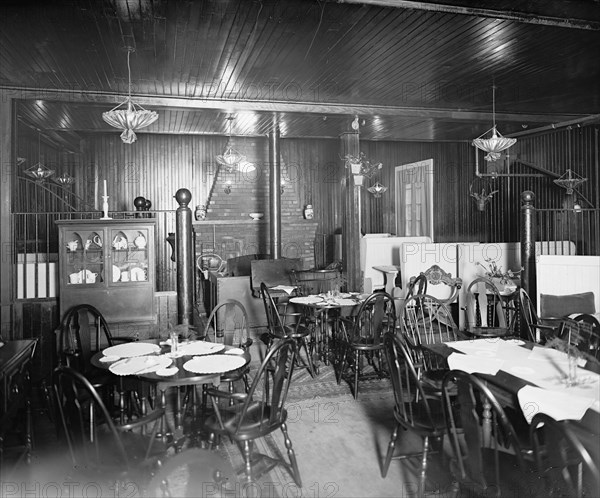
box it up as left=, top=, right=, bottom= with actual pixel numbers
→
left=476, top=256, right=520, bottom=285
left=341, top=152, right=383, bottom=178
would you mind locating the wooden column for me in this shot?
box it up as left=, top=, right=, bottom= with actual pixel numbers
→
left=341, top=132, right=361, bottom=291
left=0, top=99, right=13, bottom=338
left=520, top=190, right=537, bottom=305
left=175, top=188, right=194, bottom=325
left=268, top=126, right=282, bottom=259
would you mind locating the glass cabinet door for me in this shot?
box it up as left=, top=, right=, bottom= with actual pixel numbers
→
left=63, top=228, right=104, bottom=285
left=109, top=227, right=149, bottom=284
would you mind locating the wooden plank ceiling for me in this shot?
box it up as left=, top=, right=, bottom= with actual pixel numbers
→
left=2, top=0, right=599, bottom=151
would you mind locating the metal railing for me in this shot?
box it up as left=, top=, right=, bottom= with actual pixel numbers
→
left=12, top=210, right=177, bottom=300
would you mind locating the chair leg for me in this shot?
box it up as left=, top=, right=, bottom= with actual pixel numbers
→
left=241, top=440, right=254, bottom=482
left=299, top=337, right=317, bottom=378
left=353, top=350, right=360, bottom=399
left=382, top=422, right=400, bottom=478
left=337, top=346, right=348, bottom=385
left=419, top=436, right=430, bottom=498
left=281, top=422, right=302, bottom=487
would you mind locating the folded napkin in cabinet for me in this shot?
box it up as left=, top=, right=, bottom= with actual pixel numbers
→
left=447, top=352, right=504, bottom=375
left=518, top=385, right=596, bottom=423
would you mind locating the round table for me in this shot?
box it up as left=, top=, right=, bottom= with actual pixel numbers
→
left=92, top=340, right=251, bottom=443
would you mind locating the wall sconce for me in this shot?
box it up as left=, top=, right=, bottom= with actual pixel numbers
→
left=280, top=179, right=285, bottom=194
left=367, top=182, right=387, bottom=198
left=224, top=181, right=232, bottom=195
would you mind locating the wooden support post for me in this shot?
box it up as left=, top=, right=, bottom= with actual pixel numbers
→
left=175, top=188, right=194, bottom=325
left=520, top=191, right=537, bottom=306
left=269, top=126, right=282, bottom=259
left=341, top=132, right=361, bottom=292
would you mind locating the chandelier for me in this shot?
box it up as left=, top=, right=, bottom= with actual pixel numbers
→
left=367, top=182, right=387, bottom=198
left=216, top=116, right=246, bottom=171
left=53, top=172, right=75, bottom=187
left=25, top=130, right=54, bottom=182
left=472, top=86, right=516, bottom=162
left=554, top=169, right=587, bottom=195
left=102, top=48, right=158, bottom=144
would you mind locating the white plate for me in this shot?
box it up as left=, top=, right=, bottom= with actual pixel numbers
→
left=130, top=267, right=146, bottom=281
left=510, top=366, right=535, bottom=375
left=99, top=355, right=120, bottom=363
left=155, top=367, right=179, bottom=377
left=333, top=298, right=360, bottom=306
left=103, top=342, right=160, bottom=358
left=474, top=350, right=496, bottom=357
left=504, top=339, right=525, bottom=346
left=109, top=355, right=172, bottom=376
left=178, top=341, right=225, bottom=356
left=290, top=296, right=324, bottom=305
left=225, top=348, right=245, bottom=355
left=183, top=355, right=246, bottom=374
left=112, top=265, right=121, bottom=282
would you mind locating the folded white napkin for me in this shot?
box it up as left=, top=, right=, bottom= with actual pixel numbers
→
left=447, top=352, right=504, bottom=375
left=518, top=385, right=596, bottom=423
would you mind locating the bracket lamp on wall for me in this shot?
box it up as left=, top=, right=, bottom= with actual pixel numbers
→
left=53, top=172, right=75, bottom=187
left=216, top=116, right=246, bottom=171
left=224, top=181, right=232, bottom=195
left=102, top=48, right=159, bottom=144
left=472, top=86, right=516, bottom=162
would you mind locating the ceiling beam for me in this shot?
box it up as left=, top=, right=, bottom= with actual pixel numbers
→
left=2, top=86, right=585, bottom=125
left=339, top=0, right=600, bottom=30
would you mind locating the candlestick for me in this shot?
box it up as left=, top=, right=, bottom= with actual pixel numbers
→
left=103, top=179, right=107, bottom=198
left=100, top=195, right=112, bottom=219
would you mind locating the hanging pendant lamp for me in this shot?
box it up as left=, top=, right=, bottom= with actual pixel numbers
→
left=102, top=48, right=158, bottom=144
left=367, top=182, right=387, bottom=198
left=216, top=116, right=246, bottom=171
left=25, top=130, right=54, bottom=182
left=472, top=86, right=516, bottom=162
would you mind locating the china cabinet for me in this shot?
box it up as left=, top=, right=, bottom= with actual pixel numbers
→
left=55, top=219, right=156, bottom=324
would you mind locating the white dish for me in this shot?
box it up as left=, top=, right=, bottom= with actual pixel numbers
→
left=109, top=355, right=172, bottom=376
left=102, top=342, right=160, bottom=358
left=290, top=296, right=324, bottom=305
left=112, top=265, right=121, bottom=282
left=183, top=355, right=246, bottom=374
left=510, top=366, right=535, bottom=375
left=225, top=348, right=245, bottom=355
left=178, top=341, right=225, bottom=356
left=249, top=212, right=264, bottom=220
left=155, top=367, right=179, bottom=377
left=474, top=350, right=496, bottom=357
left=504, top=339, right=525, bottom=346
left=99, top=355, right=120, bottom=363
left=130, top=267, right=146, bottom=281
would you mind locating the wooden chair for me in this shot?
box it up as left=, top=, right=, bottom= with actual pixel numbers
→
left=337, top=292, right=396, bottom=399
left=204, top=337, right=301, bottom=486
left=406, top=264, right=462, bottom=305
left=441, top=370, right=532, bottom=497
left=530, top=413, right=600, bottom=498
left=261, top=282, right=317, bottom=377
left=381, top=332, right=447, bottom=498
left=518, top=288, right=563, bottom=343
left=399, top=293, right=461, bottom=393
left=463, top=277, right=514, bottom=338
left=56, top=304, right=142, bottom=421
left=202, top=299, right=253, bottom=393
left=52, top=365, right=166, bottom=484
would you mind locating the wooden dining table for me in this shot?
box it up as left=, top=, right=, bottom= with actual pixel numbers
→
left=289, top=292, right=368, bottom=365
left=422, top=339, right=600, bottom=449
left=91, top=339, right=251, bottom=444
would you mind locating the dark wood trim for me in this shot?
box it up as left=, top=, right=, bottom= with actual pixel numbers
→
left=0, top=99, right=13, bottom=337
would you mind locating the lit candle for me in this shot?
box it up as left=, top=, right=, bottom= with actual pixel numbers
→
left=103, top=179, right=107, bottom=198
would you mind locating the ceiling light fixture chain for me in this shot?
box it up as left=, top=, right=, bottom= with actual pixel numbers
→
left=216, top=115, right=246, bottom=171
left=472, top=85, right=517, bottom=162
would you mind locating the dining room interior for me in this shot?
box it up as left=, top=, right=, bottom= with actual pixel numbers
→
left=1, top=0, right=600, bottom=496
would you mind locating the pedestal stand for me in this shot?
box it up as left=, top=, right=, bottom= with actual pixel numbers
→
left=100, top=195, right=112, bottom=220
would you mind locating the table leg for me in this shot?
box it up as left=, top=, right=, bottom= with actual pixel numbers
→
left=158, top=388, right=172, bottom=444
left=482, top=398, right=492, bottom=447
